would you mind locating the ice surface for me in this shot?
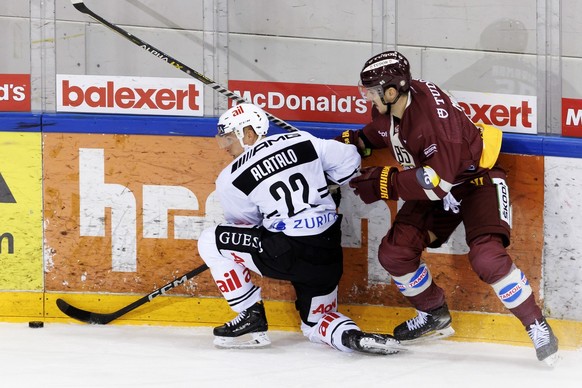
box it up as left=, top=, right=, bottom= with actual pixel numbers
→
left=1, top=322, right=580, bottom=387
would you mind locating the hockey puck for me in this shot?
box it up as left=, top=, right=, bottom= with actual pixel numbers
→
left=28, top=321, right=44, bottom=328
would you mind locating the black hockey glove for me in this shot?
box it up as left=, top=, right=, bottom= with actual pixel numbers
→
left=334, top=129, right=372, bottom=157
left=329, top=185, right=341, bottom=208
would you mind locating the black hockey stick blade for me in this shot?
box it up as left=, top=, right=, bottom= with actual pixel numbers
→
left=70, top=0, right=299, bottom=132
left=56, top=263, right=209, bottom=324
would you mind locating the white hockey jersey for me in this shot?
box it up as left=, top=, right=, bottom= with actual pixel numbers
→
left=216, top=130, right=361, bottom=236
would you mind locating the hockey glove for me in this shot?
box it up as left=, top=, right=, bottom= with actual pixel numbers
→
left=349, top=166, right=398, bottom=204
left=334, top=129, right=372, bottom=157
left=329, top=185, right=342, bottom=208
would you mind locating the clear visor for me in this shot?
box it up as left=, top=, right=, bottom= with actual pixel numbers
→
left=358, top=81, right=384, bottom=101
left=215, top=132, right=237, bottom=149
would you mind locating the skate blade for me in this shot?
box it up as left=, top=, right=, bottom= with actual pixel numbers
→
left=359, top=337, right=407, bottom=355
left=213, top=331, right=271, bottom=349
left=542, top=352, right=560, bottom=367
left=399, top=326, right=455, bottom=345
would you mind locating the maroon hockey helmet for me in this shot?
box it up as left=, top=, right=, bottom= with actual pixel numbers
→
left=359, top=51, right=411, bottom=95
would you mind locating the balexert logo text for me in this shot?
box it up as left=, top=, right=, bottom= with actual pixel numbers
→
left=57, top=74, right=204, bottom=116
left=61, top=80, right=199, bottom=110
left=458, top=100, right=533, bottom=128
left=450, top=90, right=537, bottom=134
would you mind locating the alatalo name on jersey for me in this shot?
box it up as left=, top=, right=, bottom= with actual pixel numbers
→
left=249, top=149, right=298, bottom=182
left=233, top=138, right=319, bottom=195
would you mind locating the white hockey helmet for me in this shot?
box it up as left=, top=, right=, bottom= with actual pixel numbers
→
left=217, top=103, right=269, bottom=149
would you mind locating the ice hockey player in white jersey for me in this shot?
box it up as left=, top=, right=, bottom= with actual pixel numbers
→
left=197, top=103, right=402, bottom=354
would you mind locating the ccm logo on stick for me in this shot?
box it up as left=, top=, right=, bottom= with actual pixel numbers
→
left=147, top=275, right=189, bottom=300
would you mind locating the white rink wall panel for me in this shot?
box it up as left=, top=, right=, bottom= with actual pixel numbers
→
left=420, top=48, right=540, bottom=96
left=54, top=0, right=204, bottom=30
left=562, top=0, right=582, bottom=57
left=0, top=18, right=30, bottom=73
left=0, top=3, right=28, bottom=17
left=397, top=0, right=537, bottom=54
left=228, top=0, right=375, bottom=42
left=228, top=34, right=371, bottom=84
left=562, top=58, right=582, bottom=98
left=543, top=157, right=582, bottom=321
left=82, top=25, right=205, bottom=78
left=55, top=21, right=87, bottom=75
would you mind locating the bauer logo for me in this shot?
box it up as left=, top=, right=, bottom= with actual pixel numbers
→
left=229, top=80, right=369, bottom=124
left=56, top=74, right=204, bottom=116
left=450, top=90, right=537, bottom=134
left=0, top=74, right=31, bottom=112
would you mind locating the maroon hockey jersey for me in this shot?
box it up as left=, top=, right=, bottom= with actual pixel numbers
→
left=361, top=79, right=487, bottom=201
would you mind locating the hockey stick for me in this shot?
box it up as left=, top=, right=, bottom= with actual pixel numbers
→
left=71, top=0, right=299, bottom=132
left=56, top=263, right=209, bottom=324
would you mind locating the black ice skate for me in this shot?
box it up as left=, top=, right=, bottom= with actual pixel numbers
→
left=213, top=301, right=270, bottom=349
left=526, top=317, right=559, bottom=366
left=393, top=303, right=455, bottom=344
left=341, top=329, right=404, bottom=355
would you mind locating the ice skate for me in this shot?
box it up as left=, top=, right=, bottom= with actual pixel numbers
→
left=394, top=303, right=454, bottom=344
left=526, top=317, right=559, bottom=367
left=213, top=301, right=271, bottom=349
left=341, top=329, right=404, bottom=355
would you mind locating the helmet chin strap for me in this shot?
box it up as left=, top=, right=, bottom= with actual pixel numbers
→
left=239, top=134, right=264, bottom=151
left=379, top=90, right=403, bottom=113
left=381, top=90, right=402, bottom=106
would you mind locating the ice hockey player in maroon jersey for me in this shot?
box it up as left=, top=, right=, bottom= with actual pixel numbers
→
left=197, top=103, right=402, bottom=355
left=338, top=51, right=558, bottom=365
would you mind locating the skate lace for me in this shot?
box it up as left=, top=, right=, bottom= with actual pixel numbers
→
left=226, top=311, right=248, bottom=327
left=406, top=311, right=429, bottom=330
left=527, top=320, right=550, bottom=349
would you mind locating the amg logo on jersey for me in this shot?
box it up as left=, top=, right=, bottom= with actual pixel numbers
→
left=231, top=132, right=302, bottom=173
left=233, top=140, right=318, bottom=195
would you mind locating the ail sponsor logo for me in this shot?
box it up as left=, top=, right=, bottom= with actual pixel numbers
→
left=57, top=74, right=204, bottom=116
left=0, top=74, right=30, bottom=112
left=317, top=312, right=341, bottom=337
left=450, top=90, right=537, bottom=134
left=216, top=268, right=252, bottom=293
